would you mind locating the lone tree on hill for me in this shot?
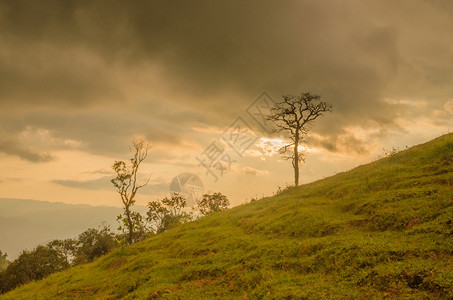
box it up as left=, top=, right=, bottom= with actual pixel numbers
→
left=111, top=139, right=151, bottom=244
left=268, top=92, right=332, bottom=186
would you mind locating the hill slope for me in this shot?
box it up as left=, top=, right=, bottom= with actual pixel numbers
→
left=2, top=134, right=453, bottom=299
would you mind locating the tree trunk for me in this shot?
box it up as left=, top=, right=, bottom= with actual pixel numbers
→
left=125, top=205, right=133, bottom=244
left=294, top=135, right=299, bottom=186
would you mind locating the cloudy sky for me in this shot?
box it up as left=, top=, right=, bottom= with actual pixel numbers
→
left=1, top=0, right=452, bottom=207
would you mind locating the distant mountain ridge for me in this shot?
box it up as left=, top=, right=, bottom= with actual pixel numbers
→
left=0, top=198, right=125, bottom=260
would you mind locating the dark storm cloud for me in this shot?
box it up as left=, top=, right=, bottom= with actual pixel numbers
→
left=0, top=138, right=54, bottom=162
left=0, top=0, right=398, bottom=107
left=310, top=133, right=369, bottom=156
left=0, top=105, right=205, bottom=163
left=0, top=123, right=54, bottom=162
left=0, top=0, right=452, bottom=157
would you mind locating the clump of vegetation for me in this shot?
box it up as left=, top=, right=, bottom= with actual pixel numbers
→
left=195, top=192, right=229, bottom=216
left=147, top=194, right=193, bottom=234
left=382, top=145, right=409, bottom=157
left=274, top=184, right=293, bottom=196
left=116, top=210, right=149, bottom=245
left=71, top=225, right=118, bottom=265
left=0, top=252, right=8, bottom=272
left=0, top=245, right=68, bottom=294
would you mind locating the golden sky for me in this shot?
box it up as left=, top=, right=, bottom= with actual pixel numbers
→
left=0, top=0, right=452, bottom=207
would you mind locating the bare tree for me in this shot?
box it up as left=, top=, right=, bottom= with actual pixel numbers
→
left=111, top=139, right=150, bottom=244
left=268, top=93, right=332, bottom=186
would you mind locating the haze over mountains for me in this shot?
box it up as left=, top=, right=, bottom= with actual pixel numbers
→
left=0, top=198, right=130, bottom=259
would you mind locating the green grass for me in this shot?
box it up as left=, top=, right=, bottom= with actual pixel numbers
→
left=2, top=134, right=453, bottom=299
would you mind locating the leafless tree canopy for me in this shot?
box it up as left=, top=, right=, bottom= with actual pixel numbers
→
left=268, top=92, right=332, bottom=186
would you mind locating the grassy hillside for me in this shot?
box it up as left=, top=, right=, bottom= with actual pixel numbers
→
left=2, top=134, right=452, bottom=299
